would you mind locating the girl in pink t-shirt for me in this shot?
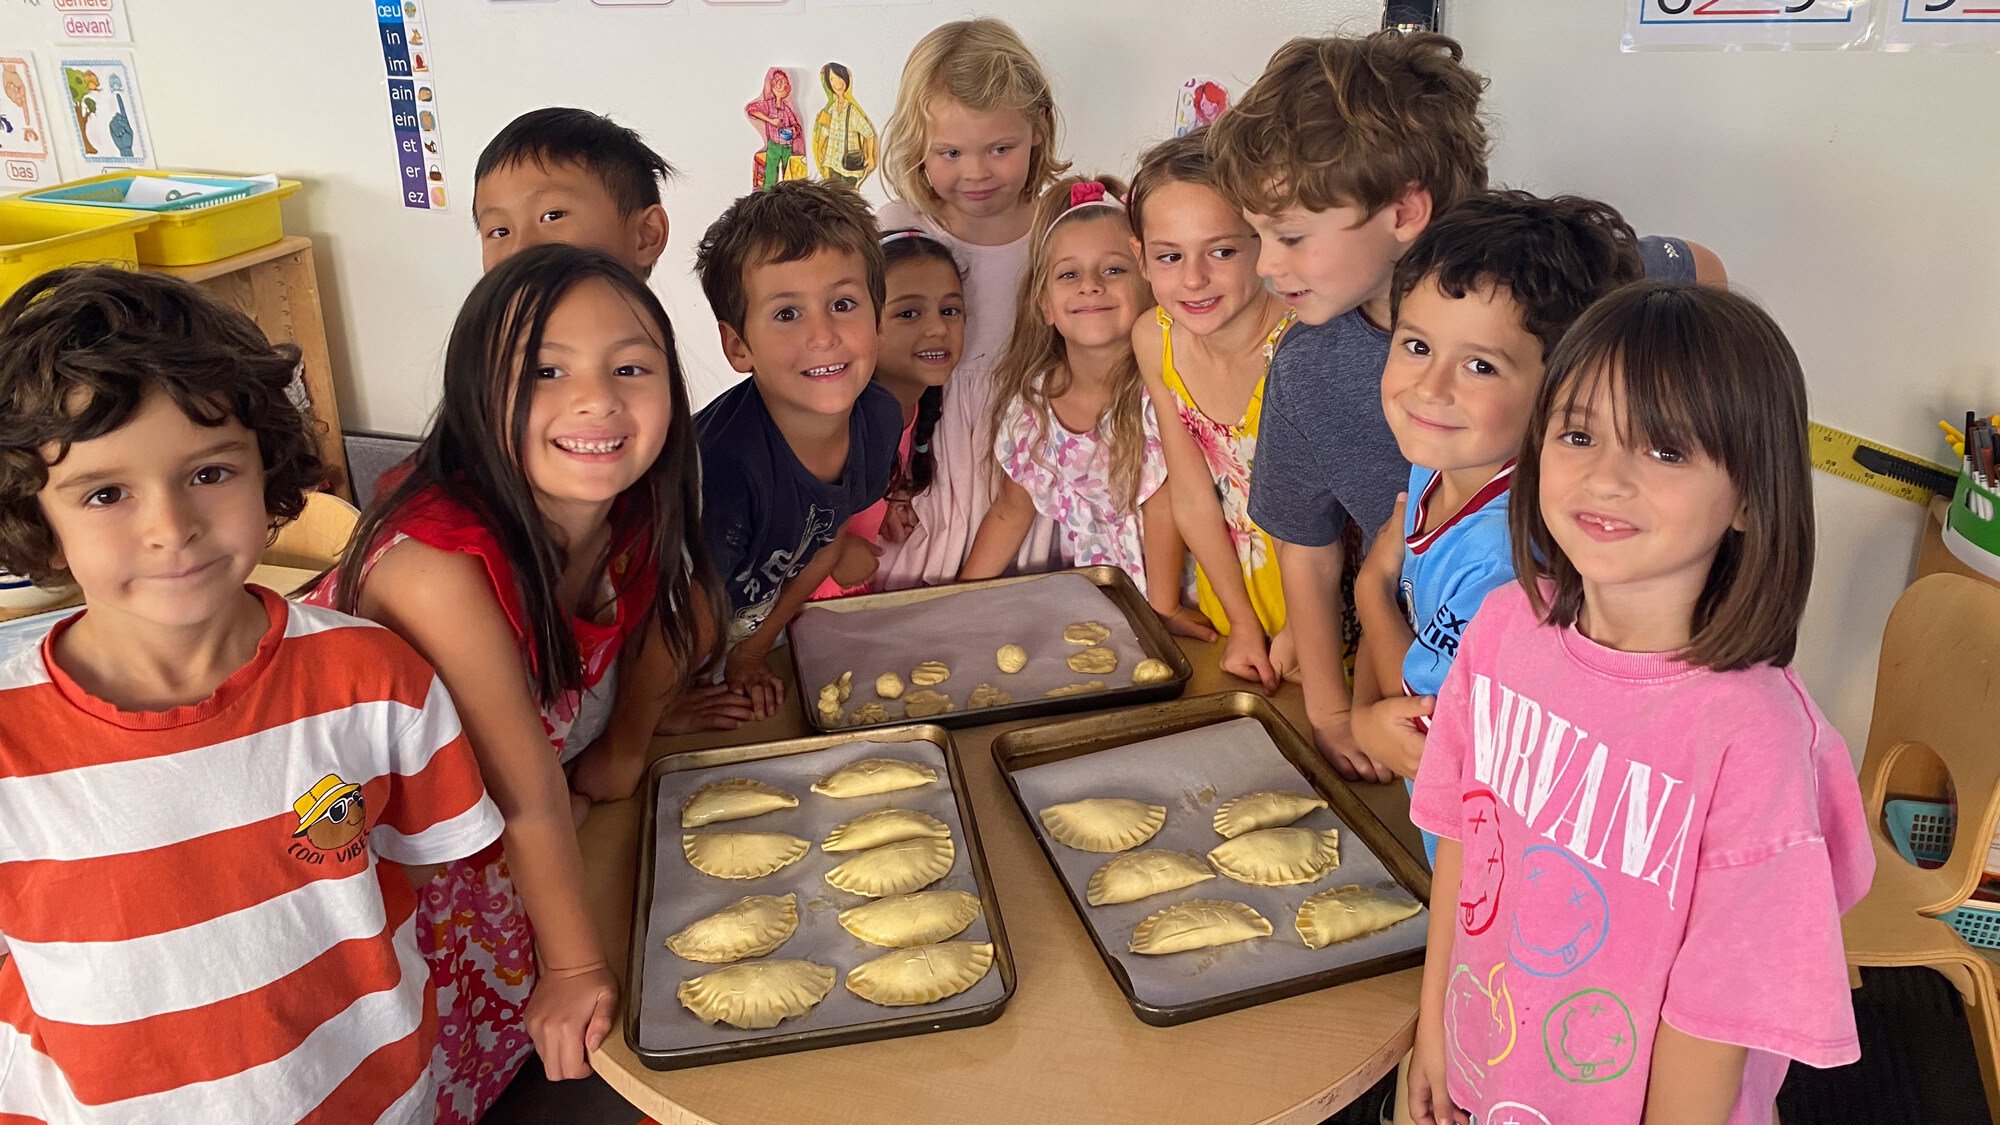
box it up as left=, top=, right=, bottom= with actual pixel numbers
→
left=1408, top=282, right=1872, bottom=1125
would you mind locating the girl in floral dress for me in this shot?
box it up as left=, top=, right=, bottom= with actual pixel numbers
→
left=310, top=245, right=722, bottom=1122
left=1129, top=130, right=1298, bottom=690
left=961, top=175, right=1213, bottom=642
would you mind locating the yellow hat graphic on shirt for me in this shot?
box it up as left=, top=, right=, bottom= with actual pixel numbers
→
left=292, top=773, right=366, bottom=849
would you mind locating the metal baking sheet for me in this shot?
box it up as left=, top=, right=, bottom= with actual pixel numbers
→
left=628, top=727, right=1014, bottom=1069
left=786, top=568, right=1191, bottom=733
left=993, top=692, right=1430, bottom=1026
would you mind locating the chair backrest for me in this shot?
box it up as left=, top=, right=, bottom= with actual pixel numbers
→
left=1861, top=572, right=2000, bottom=914
left=264, top=490, right=360, bottom=572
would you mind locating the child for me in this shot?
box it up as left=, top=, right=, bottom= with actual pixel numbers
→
left=694, top=180, right=901, bottom=715
left=1207, top=30, right=1720, bottom=783
left=1348, top=190, right=1644, bottom=864
left=1129, top=129, right=1294, bottom=691
left=810, top=229, right=966, bottom=599
left=314, top=244, right=722, bottom=1122
left=961, top=176, right=1210, bottom=640
left=0, top=268, right=502, bottom=1123
left=473, top=106, right=674, bottom=275
left=873, top=17, right=1070, bottom=588
left=1407, top=282, right=1871, bottom=1125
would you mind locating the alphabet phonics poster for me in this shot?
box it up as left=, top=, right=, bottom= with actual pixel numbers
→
left=0, top=54, right=59, bottom=186
left=1623, top=0, right=1877, bottom=49
left=53, top=50, right=151, bottom=169
left=376, top=0, right=448, bottom=210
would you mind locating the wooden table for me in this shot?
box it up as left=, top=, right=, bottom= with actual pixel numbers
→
left=578, top=639, right=1427, bottom=1125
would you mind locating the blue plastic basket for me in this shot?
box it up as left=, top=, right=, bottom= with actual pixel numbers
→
left=22, top=174, right=259, bottom=213
left=1884, top=798, right=2000, bottom=949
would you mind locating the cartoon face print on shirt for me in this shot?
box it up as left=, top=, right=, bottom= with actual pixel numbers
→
left=1508, top=844, right=1610, bottom=979
left=1461, top=787, right=1505, bottom=935
left=1543, top=988, right=1638, bottom=1085
left=1444, top=962, right=1517, bottom=1101
left=292, top=773, right=367, bottom=854
left=1483, top=1102, right=1554, bottom=1125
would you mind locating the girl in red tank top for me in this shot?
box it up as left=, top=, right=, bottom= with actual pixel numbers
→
left=309, top=244, right=724, bottom=1123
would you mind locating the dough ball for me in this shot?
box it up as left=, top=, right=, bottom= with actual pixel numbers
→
left=996, top=644, right=1028, bottom=674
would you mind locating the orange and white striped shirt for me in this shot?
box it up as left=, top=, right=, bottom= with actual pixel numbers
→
left=0, top=588, right=503, bottom=1125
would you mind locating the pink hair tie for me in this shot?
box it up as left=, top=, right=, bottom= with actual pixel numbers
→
left=1069, top=181, right=1107, bottom=208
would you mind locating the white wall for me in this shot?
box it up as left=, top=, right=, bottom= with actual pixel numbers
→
left=1449, top=1, right=1999, bottom=747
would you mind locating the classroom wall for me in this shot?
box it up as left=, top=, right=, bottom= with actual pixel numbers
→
left=1448, top=1, right=1999, bottom=750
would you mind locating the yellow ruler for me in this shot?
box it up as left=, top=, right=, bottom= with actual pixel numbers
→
left=1808, top=421, right=1958, bottom=507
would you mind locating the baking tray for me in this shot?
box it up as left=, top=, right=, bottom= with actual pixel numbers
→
left=992, top=692, right=1431, bottom=1026
left=786, top=567, right=1192, bottom=734
left=627, top=724, right=1016, bottom=1069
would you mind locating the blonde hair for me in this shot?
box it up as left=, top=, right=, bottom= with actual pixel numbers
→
left=881, top=18, right=1070, bottom=223
left=987, top=174, right=1147, bottom=510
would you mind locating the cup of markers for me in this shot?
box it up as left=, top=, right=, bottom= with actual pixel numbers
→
left=1942, top=413, right=2000, bottom=580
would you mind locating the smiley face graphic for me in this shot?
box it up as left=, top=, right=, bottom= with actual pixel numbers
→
left=1543, top=988, right=1637, bottom=1085
left=1508, top=845, right=1609, bottom=978
left=1461, top=788, right=1505, bottom=935
left=293, top=773, right=367, bottom=851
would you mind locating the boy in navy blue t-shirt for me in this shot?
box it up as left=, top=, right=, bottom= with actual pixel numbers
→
left=694, top=180, right=900, bottom=718
left=1349, top=190, right=1644, bottom=862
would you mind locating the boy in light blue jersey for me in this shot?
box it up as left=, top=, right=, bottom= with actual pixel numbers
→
left=1349, top=190, right=1645, bottom=863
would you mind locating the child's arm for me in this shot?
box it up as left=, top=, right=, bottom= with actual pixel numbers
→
left=1643, top=1021, right=1748, bottom=1124
left=360, top=543, right=613, bottom=1081
left=727, top=535, right=846, bottom=718
left=1350, top=495, right=1434, bottom=778
left=1274, top=538, right=1390, bottom=783
left=1138, top=486, right=1218, bottom=642
left=1409, top=837, right=1468, bottom=1125
left=1140, top=358, right=1274, bottom=686
left=960, top=476, right=1037, bottom=581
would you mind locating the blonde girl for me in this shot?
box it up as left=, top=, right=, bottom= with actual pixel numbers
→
left=873, top=17, right=1070, bottom=588
left=1129, top=129, right=1295, bottom=690
left=961, top=174, right=1213, bottom=641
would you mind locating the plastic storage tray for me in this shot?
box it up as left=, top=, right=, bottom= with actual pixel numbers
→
left=0, top=199, right=152, bottom=301
left=1884, top=798, right=2000, bottom=948
left=20, top=172, right=299, bottom=266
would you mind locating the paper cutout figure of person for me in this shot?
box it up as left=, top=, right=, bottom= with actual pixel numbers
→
left=811, top=62, right=877, bottom=190
left=1173, top=77, right=1229, bottom=138
left=746, top=67, right=806, bottom=192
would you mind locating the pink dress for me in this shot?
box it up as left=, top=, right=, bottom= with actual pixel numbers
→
left=995, top=386, right=1167, bottom=595
left=304, top=487, right=651, bottom=1125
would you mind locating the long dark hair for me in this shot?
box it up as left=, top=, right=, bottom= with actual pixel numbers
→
left=880, top=230, right=959, bottom=497
left=333, top=244, right=724, bottom=705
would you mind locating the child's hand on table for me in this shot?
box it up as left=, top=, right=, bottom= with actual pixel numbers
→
left=654, top=681, right=757, bottom=735
left=1310, top=708, right=1395, bottom=785
left=1158, top=604, right=1219, bottom=643
left=526, top=960, right=617, bottom=1081
left=724, top=643, right=785, bottom=720
left=1350, top=693, right=1434, bottom=780
left=1220, top=628, right=1279, bottom=692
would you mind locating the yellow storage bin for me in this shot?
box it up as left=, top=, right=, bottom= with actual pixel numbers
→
left=0, top=199, right=154, bottom=302
left=17, top=171, right=301, bottom=267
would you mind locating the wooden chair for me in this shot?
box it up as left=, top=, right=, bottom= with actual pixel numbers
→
left=1842, top=572, right=2000, bottom=1116
left=264, top=490, right=359, bottom=572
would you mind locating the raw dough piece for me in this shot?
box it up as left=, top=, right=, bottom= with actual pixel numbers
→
left=1063, top=621, right=1111, bottom=646
left=1086, top=849, right=1216, bottom=906
left=1212, top=790, right=1329, bottom=838
left=665, top=893, right=798, bottom=963
left=817, top=683, right=841, bottom=709
left=1295, top=885, right=1423, bottom=950
left=875, top=672, right=905, bottom=700
left=1131, top=658, right=1174, bottom=685
left=681, top=831, right=811, bottom=880
left=817, top=696, right=844, bottom=726
left=680, top=778, right=799, bottom=828
left=967, top=683, right=1013, bottom=709
left=1129, top=899, right=1273, bottom=955
left=677, top=960, right=835, bottom=1029
left=996, top=644, right=1028, bottom=674
left=836, top=670, right=853, bottom=701
left=1038, top=798, right=1167, bottom=853
left=824, top=836, right=956, bottom=897
left=848, top=702, right=891, bottom=726
left=812, top=758, right=938, bottom=798
left=902, top=688, right=954, bottom=718
left=846, top=941, right=995, bottom=1007
left=1206, top=827, right=1341, bottom=886
left=822, top=808, right=951, bottom=852
left=1045, top=680, right=1107, bottom=698
left=1066, top=646, right=1118, bottom=675
left=911, top=661, right=951, bottom=687
left=838, top=890, right=982, bottom=947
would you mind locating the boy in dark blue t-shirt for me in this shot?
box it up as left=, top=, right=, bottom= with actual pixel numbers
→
left=694, top=180, right=899, bottom=717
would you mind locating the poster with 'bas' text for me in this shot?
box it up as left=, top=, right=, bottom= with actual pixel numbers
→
left=1624, top=0, right=1877, bottom=49
left=0, top=53, right=59, bottom=186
